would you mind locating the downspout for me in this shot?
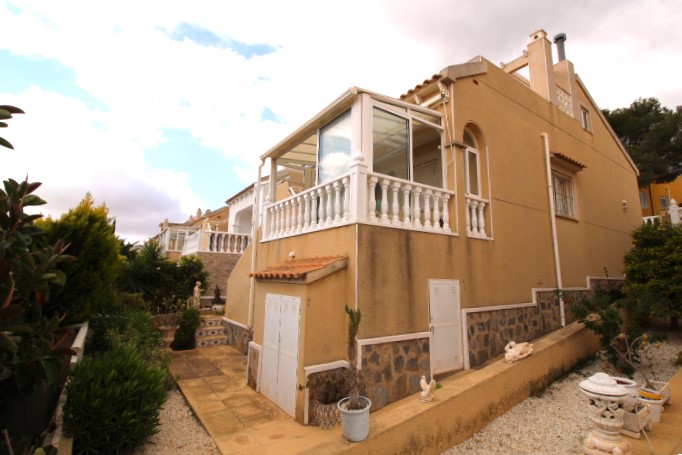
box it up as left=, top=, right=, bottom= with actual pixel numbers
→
left=248, top=158, right=266, bottom=328
left=541, top=133, right=565, bottom=327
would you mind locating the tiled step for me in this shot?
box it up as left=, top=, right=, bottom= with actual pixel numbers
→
left=195, top=316, right=228, bottom=348
left=196, top=326, right=227, bottom=338
left=196, top=335, right=229, bottom=348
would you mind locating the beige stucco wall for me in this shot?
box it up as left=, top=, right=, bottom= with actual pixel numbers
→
left=225, top=241, right=253, bottom=325
left=228, top=56, right=642, bottom=423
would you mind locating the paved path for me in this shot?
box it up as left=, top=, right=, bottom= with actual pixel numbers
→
left=170, top=344, right=682, bottom=455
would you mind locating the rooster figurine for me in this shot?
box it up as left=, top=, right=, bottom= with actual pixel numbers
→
left=420, top=375, right=437, bottom=402
left=504, top=341, right=534, bottom=364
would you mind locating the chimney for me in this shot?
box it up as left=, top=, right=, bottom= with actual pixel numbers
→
left=526, top=29, right=556, bottom=103
left=553, top=33, right=567, bottom=61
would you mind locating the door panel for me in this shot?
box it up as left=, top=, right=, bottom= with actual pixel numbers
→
left=261, top=294, right=300, bottom=417
left=429, top=280, right=462, bottom=374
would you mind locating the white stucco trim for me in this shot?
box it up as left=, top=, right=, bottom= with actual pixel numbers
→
left=459, top=277, right=623, bottom=370
left=223, top=317, right=249, bottom=330
left=356, top=332, right=431, bottom=366
left=248, top=341, right=262, bottom=392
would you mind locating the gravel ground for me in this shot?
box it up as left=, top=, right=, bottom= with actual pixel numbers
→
left=132, top=331, right=682, bottom=455
left=133, top=387, right=220, bottom=455
left=444, top=330, right=682, bottom=455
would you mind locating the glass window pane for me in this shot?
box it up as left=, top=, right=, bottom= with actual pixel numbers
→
left=318, top=110, right=352, bottom=184
left=467, top=149, right=479, bottom=195
left=412, top=119, right=442, bottom=187
left=373, top=108, right=409, bottom=180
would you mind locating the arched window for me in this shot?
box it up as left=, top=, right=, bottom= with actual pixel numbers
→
left=463, top=129, right=480, bottom=196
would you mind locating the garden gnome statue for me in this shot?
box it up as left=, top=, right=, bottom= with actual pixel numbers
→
left=192, top=281, right=201, bottom=308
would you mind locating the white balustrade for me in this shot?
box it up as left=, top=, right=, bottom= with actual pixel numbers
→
left=182, top=231, right=250, bottom=255
left=465, top=194, right=489, bottom=238
left=262, top=169, right=455, bottom=241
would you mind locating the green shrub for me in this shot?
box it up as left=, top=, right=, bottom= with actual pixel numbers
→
left=63, top=345, right=167, bottom=454
left=170, top=307, right=201, bottom=351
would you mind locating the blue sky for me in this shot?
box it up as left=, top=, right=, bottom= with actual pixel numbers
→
left=2, top=0, right=681, bottom=243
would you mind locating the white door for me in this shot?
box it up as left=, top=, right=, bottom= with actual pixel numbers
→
left=429, top=279, right=463, bottom=374
left=261, top=293, right=300, bottom=417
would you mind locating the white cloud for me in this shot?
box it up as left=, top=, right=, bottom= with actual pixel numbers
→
left=2, top=0, right=681, bottom=243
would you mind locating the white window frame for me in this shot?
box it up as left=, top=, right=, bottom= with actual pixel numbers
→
left=464, top=146, right=481, bottom=196
left=551, top=170, right=578, bottom=219
left=639, top=191, right=648, bottom=209
left=369, top=100, right=445, bottom=188
left=580, top=106, right=591, bottom=131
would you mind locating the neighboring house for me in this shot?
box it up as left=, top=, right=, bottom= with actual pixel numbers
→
left=156, top=202, right=250, bottom=301
left=640, top=176, right=682, bottom=219
left=224, top=29, right=642, bottom=424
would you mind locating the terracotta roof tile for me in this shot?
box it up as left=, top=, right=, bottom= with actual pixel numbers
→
left=400, top=74, right=443, bottom=100
left=251, top=255, right=348, bottom=283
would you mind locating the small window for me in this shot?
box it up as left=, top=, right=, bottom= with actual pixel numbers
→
left=580, top=107, right=591, bottom=131
left=660, top=197, right=670, bottom=209
left=552, top=170, right=577, bottom=218
left=465, top=148, right=480, bottom=196
left=639, top=191, right=648, bottom=209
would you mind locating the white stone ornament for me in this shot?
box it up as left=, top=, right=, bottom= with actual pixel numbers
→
left=579, top=373, right=631, bottom=455
left=504, top=341, right=534, bottom=363
left=420, top=375, right=436, bottom=402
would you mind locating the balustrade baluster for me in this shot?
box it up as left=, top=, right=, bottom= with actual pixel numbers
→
left=477, top=201, right=486, bottom=237
left=423, top=189, right=433, bottom=229
left=303, top=193, right=311, bottom=231
left=285, top=201, right=292, bottom=234
left=433, top=192, right=441, bottom=231
left=391, top=181, right=401, bottom=226
left=465, top=198, right=472, bottom=235
left=318, top=188, right=326, bottom=228
left=311, top=190, right=319, bottom=230
left=470, top=200, right=479, bottom=235
left=333, top=180, right=342, bottom=224
left=325, top=184, right=333, bottom=226
left=380, top=179, right=390, bottom=223
left=413, top=187, right=423, bottom=228
left=442, top=194, right=451, bottom=232
left=275, top=205, right=282, bottom=237
left=295, top=197, right=303, bottom=232
left=342, top=177, right=350, bottom=222
left=402, top=184, right=412, bottom=227
left=368, top=177, right=378, bottom=222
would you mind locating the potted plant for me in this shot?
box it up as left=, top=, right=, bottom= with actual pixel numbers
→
left=611, top=333, right=670, bottom=402
left=337, top=304, right=371, bottom=442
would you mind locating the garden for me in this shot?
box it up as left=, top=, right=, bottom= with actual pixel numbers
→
left=0, top=174, right=209, bottom=455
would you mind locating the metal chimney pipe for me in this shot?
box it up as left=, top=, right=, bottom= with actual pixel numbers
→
left=553, top=33, right=567, bottom=61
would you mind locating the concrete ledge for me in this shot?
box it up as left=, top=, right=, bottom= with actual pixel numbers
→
left=302, top=322, right=600, bottom=454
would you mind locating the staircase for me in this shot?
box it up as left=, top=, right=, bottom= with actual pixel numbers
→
left=195, top=315, right=229, bottom=348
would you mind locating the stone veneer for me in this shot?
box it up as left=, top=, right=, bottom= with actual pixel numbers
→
left=359, top=337, right=430, bottom=412
left=466, top=285, right=611, bottom=367
left=222, top=320, right=253, bottom=355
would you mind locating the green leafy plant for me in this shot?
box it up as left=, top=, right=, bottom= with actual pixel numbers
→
left=0, top=105, right=24, bottom=150
left=0, top=178, right=75, bottom=397
left=63, top=345, right=167, bottom=454
left=0, top=177, right=75, bottom=452
left=170, top=307, right=201, bottom=351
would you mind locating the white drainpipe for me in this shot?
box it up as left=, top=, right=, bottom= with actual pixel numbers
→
left=541, top=133, right=565, bottom=327
left=248, top=158, right=266, bottom=328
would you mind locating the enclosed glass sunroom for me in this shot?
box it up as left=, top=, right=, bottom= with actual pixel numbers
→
left=261, top=87, right=455, bottom=241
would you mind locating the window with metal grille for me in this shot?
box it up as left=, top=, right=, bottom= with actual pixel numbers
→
left=552, top=170, right=577, bottom=218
